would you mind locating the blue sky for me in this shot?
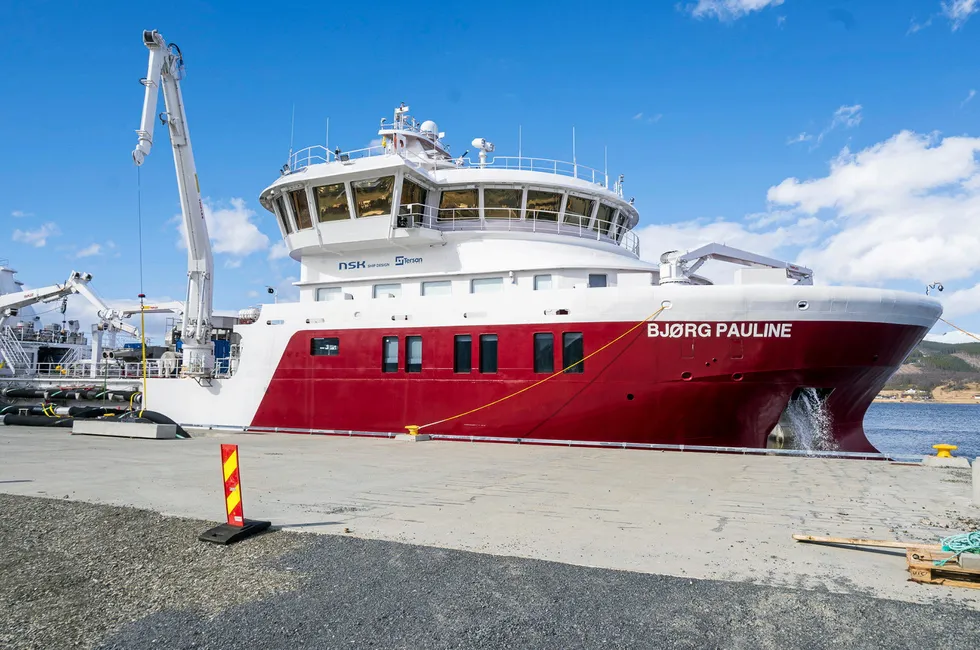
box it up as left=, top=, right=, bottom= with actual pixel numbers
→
left=1, top=0, right=979, bottom=340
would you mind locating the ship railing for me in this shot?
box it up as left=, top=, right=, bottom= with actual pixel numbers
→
left=456, top=156, right=609, bottom=188
left=398, top=205, right=640, bottom=256
left=288, top=145, right=386, bottom=172
left=30, top=358, right=239, bottom=380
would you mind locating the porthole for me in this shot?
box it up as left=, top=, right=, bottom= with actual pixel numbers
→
left=626, top=393, right=635, bottom=401
left=732, top=372, right=744, bottom=381
left=681, top=371, right=693, bottom=381
left=661, top=300, right=673, bottom=310
left=797, top=300, right=809, bottom=311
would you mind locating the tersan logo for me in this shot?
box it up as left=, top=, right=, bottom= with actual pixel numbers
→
left=395, top=255, right=423, bottom=266
left=338, top=260, right=366, bottom=270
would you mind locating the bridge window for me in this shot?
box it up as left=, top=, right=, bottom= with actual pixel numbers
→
left=439, top=188, right=479, bottom=221
left=373, top=283, right=401, bottom=299
left=471, top=277, right=504, bottom=293
left=406, top=336, right=422, bottom=372
left=400, top=178, right=428, bottom=226
left=526, top=190, right=561, bottom=222
left=484, top=188, right=522, bottom=220
left=479, top=334, right=498, bottom=373
left=454, top=335, right=472, bottom=373
left=290, top=189, right=313, bottom=230
left=316, top=287, right=343, bottom=301
left=421, top=281, right=451, bottom=296
left=563, top=332, right=584, bottom=373
left=314, top=182, right=351, bottom=222
left=564, top=195, right=594, bottom=229
left=588, top=274, right=607, bottom=288
left=310, top=337, right=340, bottom=356
left=533, top=333, right=554, bottom=373
left=382, top=336, right=398, bottom=372
left=274, top=197, right=294, bottom=234
left=534, top=274, right=552, bottom=290
left=352, top=175, right=395, bottom=218
left=594, top=204, right=615, bottom=235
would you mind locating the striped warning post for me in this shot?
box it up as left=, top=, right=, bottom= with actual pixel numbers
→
left=199, top=443, right=270, bottom=545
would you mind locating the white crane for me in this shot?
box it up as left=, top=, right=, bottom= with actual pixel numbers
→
left=0, top=271, right=140, bottom=376
left=132, top=29, right=214, bottom=377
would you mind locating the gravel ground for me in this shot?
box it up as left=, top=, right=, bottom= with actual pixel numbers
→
left=2, top=494, right=980, bottom=649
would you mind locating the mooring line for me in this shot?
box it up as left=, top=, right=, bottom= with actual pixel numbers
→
left=938, top=317, right=980, bottom=344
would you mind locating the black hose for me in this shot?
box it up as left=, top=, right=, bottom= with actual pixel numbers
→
left=2, top=413, right=73, bottom=427
left=134, top=410, right=191, bottom=438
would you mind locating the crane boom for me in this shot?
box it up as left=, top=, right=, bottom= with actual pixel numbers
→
left=132, top=29, right=214, bottom=376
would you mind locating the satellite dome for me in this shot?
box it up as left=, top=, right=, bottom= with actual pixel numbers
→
left=420, top=120, right=439, bottom=138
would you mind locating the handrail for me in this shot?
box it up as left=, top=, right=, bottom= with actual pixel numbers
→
left=29, top=357, right=239, bottom=379
left=288, top=145, right=386, bottom=172
left=398, top=204, right=640, bottom=256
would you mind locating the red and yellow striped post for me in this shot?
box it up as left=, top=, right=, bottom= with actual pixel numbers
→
left=199, top=443, right=270, bottom=545
left=222, top=444, right=245, bottom=526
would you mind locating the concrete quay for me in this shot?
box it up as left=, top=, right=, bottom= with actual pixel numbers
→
left=1, top=425, right=977, bottom=610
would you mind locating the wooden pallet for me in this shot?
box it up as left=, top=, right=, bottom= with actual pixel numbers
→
left=907, top=547, right=980, bottom=590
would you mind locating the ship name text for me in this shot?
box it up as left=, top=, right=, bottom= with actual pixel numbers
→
left=647, top=322, right=793, bottom=339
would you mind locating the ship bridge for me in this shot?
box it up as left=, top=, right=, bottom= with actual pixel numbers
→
left=258, top=104, right=641, bottom=262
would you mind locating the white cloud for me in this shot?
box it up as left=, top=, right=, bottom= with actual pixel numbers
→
left=788, top=104, right=862, bottom=149
left=943, top=0, right=979, bottom=30
left=11, top=210, right=32, bottom=218
left=76, top=243, right=102, bottom=258
left=633, top=112, right=644, bottom=120
left=776, top=15, right=786, bottom=26
left=768, top=131, right=980, bottom=284
left=962, top=89, right=976, bottom=107
left=268, top=240, right=290, bottom=261
left=632, top=112, right=662, bottom=124
left=907, top=15, right=933, bottom=33
left=688, top=0, right=785, bottom=20
left=12, top=222, right=60, bottom=247
left=174, top=198, right=270, bottom=258
left=925, top=328, right=980, bottom=344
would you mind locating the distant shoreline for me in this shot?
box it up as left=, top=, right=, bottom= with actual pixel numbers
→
left=874, top=398, right=980, bottom=405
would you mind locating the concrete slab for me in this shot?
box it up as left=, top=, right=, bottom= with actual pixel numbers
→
left=1, top=425, right=978, bottom=609
left=393, top=433, right=431, bottom=442
left=71, top=421, right=176, bottom=439
left=922, top=455, right=971, bottom=469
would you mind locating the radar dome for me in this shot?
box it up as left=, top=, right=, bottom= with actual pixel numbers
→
left=420, top=120, right=439, bottom=138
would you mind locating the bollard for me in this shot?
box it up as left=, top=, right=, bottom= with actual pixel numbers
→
left=974, top=458, right=980, bottom=507
left=199, top=443, right=271, bottom=545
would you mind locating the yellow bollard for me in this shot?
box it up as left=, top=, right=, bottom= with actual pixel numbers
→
left=405, top=425, right=420, bottom=437
left=933, top=444, right=957, bottom=458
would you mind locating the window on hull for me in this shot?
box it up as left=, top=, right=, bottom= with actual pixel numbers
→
left=484, top=188, right=522, bottom=220
left=439, top=188, right=479, bottom=221
left=352, top=175, right=395, bottom=218
left=382, top=337, right=398, bottom=373
left=588, top=274, right=607, bottom=288
left=454, top=335, right=472, bottom=373
left=316, top=287, right=343, bottom=301
left=480, top=334, right=498, bottom=373
left=310, top=337, right=339, bottom=356
left=533, top=274, right=552, bottom=291
left=274, top=196, right=294, bottom=234
left=406, top=336, right=422, bottom=373
left=533, top=333, right=554, bottom=373
left=471, top=277, right=504, bottom=294
left=526, top=190, right=562, bottom=222
left=314, top=182, right=351, bottom=222
left=373, top=283, right=401, bottom=299
left=563, top=195, right=594, bottom=229
left=422, top=281, right=451, bottom=296
left=290, top=189, right=313, bottom=230
left=563, top=332, right=584, bottom=373
left=400, top=178, right=428, bottom=226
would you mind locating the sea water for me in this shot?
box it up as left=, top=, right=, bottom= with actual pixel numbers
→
left=865, top=402, right=980, bottom=458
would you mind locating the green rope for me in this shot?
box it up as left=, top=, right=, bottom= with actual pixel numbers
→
left=934, top=531, right=980, bottom=567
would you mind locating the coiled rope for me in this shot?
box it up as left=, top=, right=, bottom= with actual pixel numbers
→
left=935, top=531, right=980, bottom=567
left=416, top=305, right=667, bottom=431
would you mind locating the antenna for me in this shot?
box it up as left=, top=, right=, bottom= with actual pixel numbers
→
left=604, top=146, right=608, bottom=189
left=288, top=103, right=296, bottom=161
left=325, top=117, right=330, bottom=151
left=518, top=124, right=522, bottom=164
left=572, top=127, right=577, bottom=178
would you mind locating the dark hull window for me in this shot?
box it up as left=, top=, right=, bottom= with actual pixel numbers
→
left=352, top=175, right=395, bottom=218
left=275, top=196, right=293, bottom=234
left=382, top=336, right=398, bottom=373
left=406, top=336, right=422, bottom=373
left=314, top=183, right=350, bottom=222
left=480, top=334, right=498, bottom=373
left=563, top=332, right=584, bottom=373
left=588, top=274, right=607, bottom=288
left=533, top=333, right=554, bottom=373
left=454, top=335, right=472, bottom=373
left=310, top=337, right=339, bottom=356
left=290, top=189, right=313, bottom=230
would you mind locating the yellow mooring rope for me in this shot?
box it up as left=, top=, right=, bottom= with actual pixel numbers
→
left=938, top=317, right=980, bottom=344
left=414, top=305, right=667, bottom=432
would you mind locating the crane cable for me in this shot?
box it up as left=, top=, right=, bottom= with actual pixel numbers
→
left=137, top=166, right=147, bottom=416
left=416, top=305, right=667, bottom=432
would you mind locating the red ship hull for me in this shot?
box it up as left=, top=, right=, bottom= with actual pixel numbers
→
left=250, top=320, right=927, bottom=452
